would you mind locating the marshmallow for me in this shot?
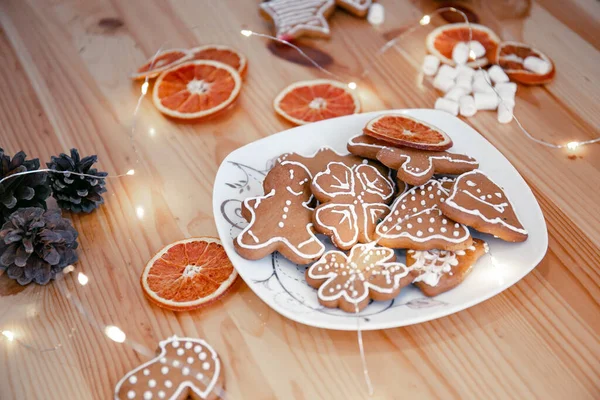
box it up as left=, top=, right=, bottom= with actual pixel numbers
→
left=497, top=89, right=516, bottom=108
left=459, top=95, right=477, bottom=117
left=445, top=86, right=468, bottom=102
left=474, top=92, right=499, bottom=110
left=472, top=76, right=495, bottom=93
left=422, top=55, right=440, bottom=76
left=437, top=64, right=458, bottom=80
left=435, top=98, right=459, bottom=116
left=473, top=69, right=490, bottom=81
left=468, top=41, right=487, bottom=59
left=455, top=65, right=475, bottom=79
left=367, top=3, right=385, bottom=26
left=455, top=75, right=472, bottom=92
left=524, top=56, right=551, bottom=74
left=495, top=82, right=517, bottom=95
left=433, top=74, right=454, bottom=93
left=488, top=65, right=510, bottom=84
left=497, top=103, right=514, bottom=124
left=452, top=42, right=470, bottom=65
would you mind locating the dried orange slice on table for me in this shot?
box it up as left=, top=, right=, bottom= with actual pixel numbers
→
left=141, top=237, right=238, bottom=311
left=426, top=23, right=500, bottom=68
left=364, top=114, right=453, bottom=151
left=495, top=41, right=555, bottom=85
left=131, top=48, right=192, bottom=80
left=190, top=45, right=248, bottom=77
left=273, top=79, right=360, bottom=125
left=153, top=60, right=242, bottom=119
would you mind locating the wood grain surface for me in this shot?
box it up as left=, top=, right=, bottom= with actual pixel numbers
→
left=1, top=0, right=599, bottom=399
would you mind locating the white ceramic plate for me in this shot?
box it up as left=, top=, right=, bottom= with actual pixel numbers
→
left=212, top=109, right=547, bottom=331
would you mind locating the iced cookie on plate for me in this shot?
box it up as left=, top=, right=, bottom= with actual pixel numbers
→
left=234, top=160, right=325, bottom=264
left=407, top=238, right=488, bottom=297
left=306, top=243, right=412, bottom=312
left=440, top=170, right=528, bottom=242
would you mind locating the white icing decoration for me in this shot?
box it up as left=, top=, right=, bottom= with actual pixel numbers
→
left=161, top=367, right=168, bottom=375
left=199, top=352, right=207, bottom=361
left=185, top=342, right=192, bottom=350
left=410, top=249, right=460, bottom=286
left=194, top=346, right=201, bottom=353
left=260, top=0, right=335, bottom=39
left=113, top=336, right=221, bottom=400
left=176, top=349, right=184, bottom=356
left=466, top=180, right=476, bottom=187
left=127, top=390, right=135, bottom=399
left=129, top=376, right=137, bottom=384
left=187, top=357, right=194, bottom=364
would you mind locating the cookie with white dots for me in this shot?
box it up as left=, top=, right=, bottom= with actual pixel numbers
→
left=306, top=243, right=412, bottom=312
left=114, top=336, right=224, bottom=400
left=311, top=162, right=395, bottom=250
left=235, top=160, right=325, bottom=264
left=375, top=179, right=472, bottom=250
left=407, top=238, right=489, bottom=297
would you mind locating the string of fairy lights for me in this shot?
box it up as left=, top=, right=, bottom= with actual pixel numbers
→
left=1, top=4, right=598, bottom=399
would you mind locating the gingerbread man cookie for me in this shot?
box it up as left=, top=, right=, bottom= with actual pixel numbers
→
left=306, top=243, right=412, bottom=312
left=114, top=336, right=223, bottom=400
left=407, top=238, right=488, bottom=297
left=439, top=170, right=528, bottom=242
left=235, top=160, right=325, bottom=264
left=375, top=179, right=472, bottom=250
left=377, top=146, right=479, bottom=186
left=311, top=162, right=394, bottom=250
left=260, top=0, right=337, bottom=41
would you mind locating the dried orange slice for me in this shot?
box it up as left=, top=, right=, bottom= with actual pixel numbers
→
left=426, top=23, right=500, bottom=68
left=273, top=79, right=360, bottom=125
left=364, top=114, right=453, bottom=151
left=152, top=60, right=242, bottom=119
left=190, top=45, right=248, bottom=77
left=141, top=237, right=238, bottom=311
left=131, top=49, right=192, bottom=80
left=495, top=41, right=555, bottom=85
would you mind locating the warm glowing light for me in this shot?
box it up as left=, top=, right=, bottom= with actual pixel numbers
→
left=566, top=141, right=580, bottom=150
left=136, top=206, right=145, bottom=219
left=77, top=272, right=89, bottom=286
left=149, top=127, right=156, bottom=136
left=241, top=30, right=253, bottom=37
left=104, top=325, right=126, bottom=343
left=126, top=169, right=135, bottom=176
left=469, top=50, right=476, bottom=60
left=63, top=265, right=75, bottom=274
left=347, top=82, right=357, bottom=90
left=2, top=330, right=14, bottom=341
left=419, top=15, right=431, bottom=25
left=141, top=82, right=149, bottom=95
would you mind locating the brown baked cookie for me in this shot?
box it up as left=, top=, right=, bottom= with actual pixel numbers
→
left=234, top=160, right=325, bottom=264
left=407, top=238, right=488, bottom=297
left=306, top=243, right=412, bottom=312
left=439, top=170, right=528, bottom=242
left=260, top=0, right=336, bottom=41
left=376, top=146, right=479, bottom=186
left=114, top=336, right=224, bottom=400
left=312, top=162, right=394, bottom=250
left=375, top=179, right=472, bottom=251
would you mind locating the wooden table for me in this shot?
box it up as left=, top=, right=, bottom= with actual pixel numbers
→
left=1, top=0, right=599, bottom=398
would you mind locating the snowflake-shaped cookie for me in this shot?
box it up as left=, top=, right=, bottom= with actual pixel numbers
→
left=306, top=243, right=411, bottom=312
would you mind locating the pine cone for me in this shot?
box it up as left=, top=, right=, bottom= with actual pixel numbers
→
left=47, top=149, right=108, bottom=213
left=0, top=148, right=50, bottom=224
left=0, top=207, right=79, bottom=285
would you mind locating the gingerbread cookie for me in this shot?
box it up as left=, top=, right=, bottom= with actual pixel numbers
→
left=347, top=134, right=389, bottom=160
left=336, top=0, right=373, bottom=17
left=375, top=179, right=472, bottom=250
left=312, top=162, right=394, bottom=250
left=376, top=146, right=479, bottom=186
left=115, top=336, right=223, bottom=400
left=439, top=170, right=528, bottom=242
left=306, top=243, right=412, bottom=312
left=407, top=238, right=488, bottom=297
left=235, top=160, right=325, bottom=264
left=260, top=0, right=336, bottom=41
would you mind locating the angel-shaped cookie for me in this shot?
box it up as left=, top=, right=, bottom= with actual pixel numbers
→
left=440, top=170, right=528, bottom=242
left=306, top=243, right=412, bottom=312
left=235, top=160, right=325, bottom=264
left=311, top=162, right=394, bottom=250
